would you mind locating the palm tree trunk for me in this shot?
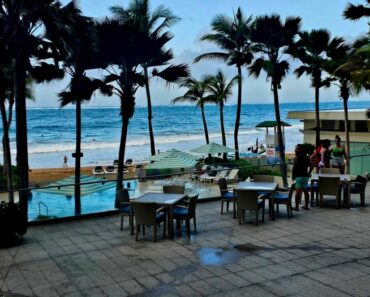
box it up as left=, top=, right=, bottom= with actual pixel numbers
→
left=342, top=92, right=350, bottom=174
left=220, top=101, right=227, bottom=160
left=144, top=67, right=156, bottom=156
left=74, top=100, right=81, bottom=215
left=234, top=65, right=242, bottom=160
left=14, top=60, right=29, bottom=229
left=115, top=108, right=129, bottom=207
left=0, top=95, right=14, bottom=203
left=200, top=103, right=209, bottom=144
left=314, top=85, right=321, bottom=147
left=272, top=83, right=288, bottom=187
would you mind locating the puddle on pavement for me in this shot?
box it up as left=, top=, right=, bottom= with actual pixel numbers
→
left=197, top=244, right=261, bottom=266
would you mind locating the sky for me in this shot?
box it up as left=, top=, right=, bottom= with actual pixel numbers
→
left=30, top=0, right=370, bottom=108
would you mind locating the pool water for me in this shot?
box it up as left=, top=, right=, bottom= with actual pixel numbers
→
left=28, top=180, right=137, bottom=221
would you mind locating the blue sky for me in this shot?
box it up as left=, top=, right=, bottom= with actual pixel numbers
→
left=31, top=0, right=369, bottom=107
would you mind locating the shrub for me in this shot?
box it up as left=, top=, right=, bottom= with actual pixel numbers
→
left=232, top=159, right=281, bottom=180
left=0, top=165, right=19, bottom=191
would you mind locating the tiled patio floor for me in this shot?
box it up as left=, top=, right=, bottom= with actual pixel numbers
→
left=1, top=194, right=370, bottom=297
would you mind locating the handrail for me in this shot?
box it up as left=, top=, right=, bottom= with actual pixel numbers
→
left=38, top=201, right=48, bottom=217
left=0, top=161, right=290, bottom=194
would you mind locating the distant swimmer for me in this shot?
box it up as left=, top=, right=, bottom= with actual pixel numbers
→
left=63, top=155, right=68, bottom=167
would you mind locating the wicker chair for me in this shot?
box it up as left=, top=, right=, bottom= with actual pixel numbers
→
left=163, top=184, right=185, bottom=194
left=272, top=184, right=295, bottom=218
left=318, top=176, right=341, bottom=208
left=234, top=189, right=265, bottom=226
left=321, top=168, right=340, bottom=174
left=117, top=189, right=133, bottom=234
left=172, top=194, right=199, bottom=237
left=131, top=202, right=166, bottom=242
left=349, top=173, right=369, bottom=206
left=253, top=175, right=275, bottom=182
left=218, top=178, right=236, bottom=217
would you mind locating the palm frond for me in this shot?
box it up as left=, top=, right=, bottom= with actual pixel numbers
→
left=194, top=52, right=229, bottom=63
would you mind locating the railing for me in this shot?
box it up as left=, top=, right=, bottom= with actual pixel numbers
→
left=38, top=201, right=48, bottom=217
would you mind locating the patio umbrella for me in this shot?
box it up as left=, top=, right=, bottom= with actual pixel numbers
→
left=147, top=154, right=197, bottom=170
left=150, top=149, right=198, bottom=162
left=35, top=174, right=115, bottom=196
left=190, top=142, right=236, bottom=155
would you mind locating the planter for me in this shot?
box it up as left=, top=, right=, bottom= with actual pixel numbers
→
left=0, top=201, right=26, bottom=246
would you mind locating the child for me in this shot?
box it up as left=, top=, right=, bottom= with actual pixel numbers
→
left=292, top=144, right=311, bottom=210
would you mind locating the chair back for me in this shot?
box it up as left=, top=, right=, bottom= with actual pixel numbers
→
left=219, top=169, right=229, bottom=178
left=116, top=188, right=130, bottom=204
left=187, top=194, right=199, bottom=217
left=287, top=183, right=296, bottom=202
left=227, top=169, right=239, bottom=181
left=218, top=178, right=228, bottom=194
left=253, top=175, right=274, bottom=182
left=319, top=176, right=340, bottom=196
left=163, top=184, right=185, bottom=194
left=235, top=189, right=260, bottom=211
left=273, top=176, right=284, bottom=188
left=321, top=168, right=340, bottom=174
left=132, top=202, right=157, bottom=225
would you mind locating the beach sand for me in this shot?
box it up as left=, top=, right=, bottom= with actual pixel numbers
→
left=29, top=167, right=137, bottom=187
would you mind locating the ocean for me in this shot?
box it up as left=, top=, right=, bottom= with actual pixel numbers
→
left=2, top=101, right=370, bottom=169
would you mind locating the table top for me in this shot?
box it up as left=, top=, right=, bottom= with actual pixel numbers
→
left=311, top=173, right=351, bottom=182
left=234, top=181, right=278, bottom=191
left=131, top=192, right=186, bottom=205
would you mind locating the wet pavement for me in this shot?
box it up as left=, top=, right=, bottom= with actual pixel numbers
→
left=1, top=191, right=370, bottom=296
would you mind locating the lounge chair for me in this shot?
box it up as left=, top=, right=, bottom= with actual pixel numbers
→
left=212, top=169, right=230, bottom=183
left=113, top=159, right=119, bottom=168
left=225, top=169, right=239, bottom=183
left=92, top=166, right=104, bottom=175
left=104, top=165, right=117, bottom=174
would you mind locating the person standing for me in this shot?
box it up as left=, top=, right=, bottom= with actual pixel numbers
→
left=330, top=135, right=347, bottom=174
left=63, top=155, right=68, bottom=167
left=318, top=139, right=331, bottom=170
left=292, top=144, right=311, bottom=210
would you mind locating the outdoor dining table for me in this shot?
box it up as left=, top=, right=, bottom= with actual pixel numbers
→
left=310, top=173, right=352, bottom=208
left=131, top=192, right=187, bottom=239
left=234, top=181, right=278, bottom=220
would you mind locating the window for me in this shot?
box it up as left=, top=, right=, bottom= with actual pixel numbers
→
left=322, top=120, right=335, bottom=131
left=354, top=121, right=368, bottom=132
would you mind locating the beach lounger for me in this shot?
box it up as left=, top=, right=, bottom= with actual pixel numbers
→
left=93, top=166, right=104, bottom=176
left=225, top=169, right=239, bottom=183
left=104, top=165, right=117, bottom=174
left=212, top=169, right=230, bottom=183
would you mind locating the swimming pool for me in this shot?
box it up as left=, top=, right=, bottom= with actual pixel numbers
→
left=28, top=180, right=137, bottom=221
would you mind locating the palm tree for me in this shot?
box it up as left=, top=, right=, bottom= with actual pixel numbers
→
left=250, top=15, right=301, bottom=187
left=171, top=77, right=211, bottom=144
left=290, top=29, right=346, bottom=146
left=326, top=42, right=353, bottom=172
left=99, top=15, right=170, bottom=202
left=110, top=1, right=188, bottom=156
left=194, top=8, right=254, bottom=159
left=59, top=18, right=112, bottom=215
left=204, top=71, right=238, bottom=160
left=1, top=0, right=78, bottom=226
left=343, top=1, right=370, bottom=20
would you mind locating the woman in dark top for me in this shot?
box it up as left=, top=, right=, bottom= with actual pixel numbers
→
left=292, top=144, right=311, bottom=210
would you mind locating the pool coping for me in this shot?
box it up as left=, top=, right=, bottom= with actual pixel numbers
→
left=28, top=195, right=221, bottom=226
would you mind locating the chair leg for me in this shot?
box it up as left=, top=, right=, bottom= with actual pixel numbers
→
left=193, top=216, right=197, bottom=233
left=226, top=201, right=230, bottom=211
left=221, top=200, right=224, bottom=214
left=143, top=226, right=145, bottom=236
left=287, top=205, right=290, bottom=218
left=361, top=193, right=365, bottom=207
left=120, top=215, right=124, bottom=231
left=238, top=210, right=241, bottom=225
left=176, top=219, right=181, bottom=229
left=256, top=210, right=259, bottom=226
left=136, top=225, right=139, bottom=241
left=154, top=225, right=157, bottom=242
left=262, top=206, right=265, bottom=222
left=163, top=219, right=167, bottom=239
left=186, top=219, right=190, bottom=237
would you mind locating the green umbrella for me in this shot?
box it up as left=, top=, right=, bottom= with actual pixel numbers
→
left=190, top=142, right=236, bottom=155
left=150, top=148, right=198, bottom=162
left=35, top=174, right=115, bottom=196
left=147, top=154, right=197, bottom=170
